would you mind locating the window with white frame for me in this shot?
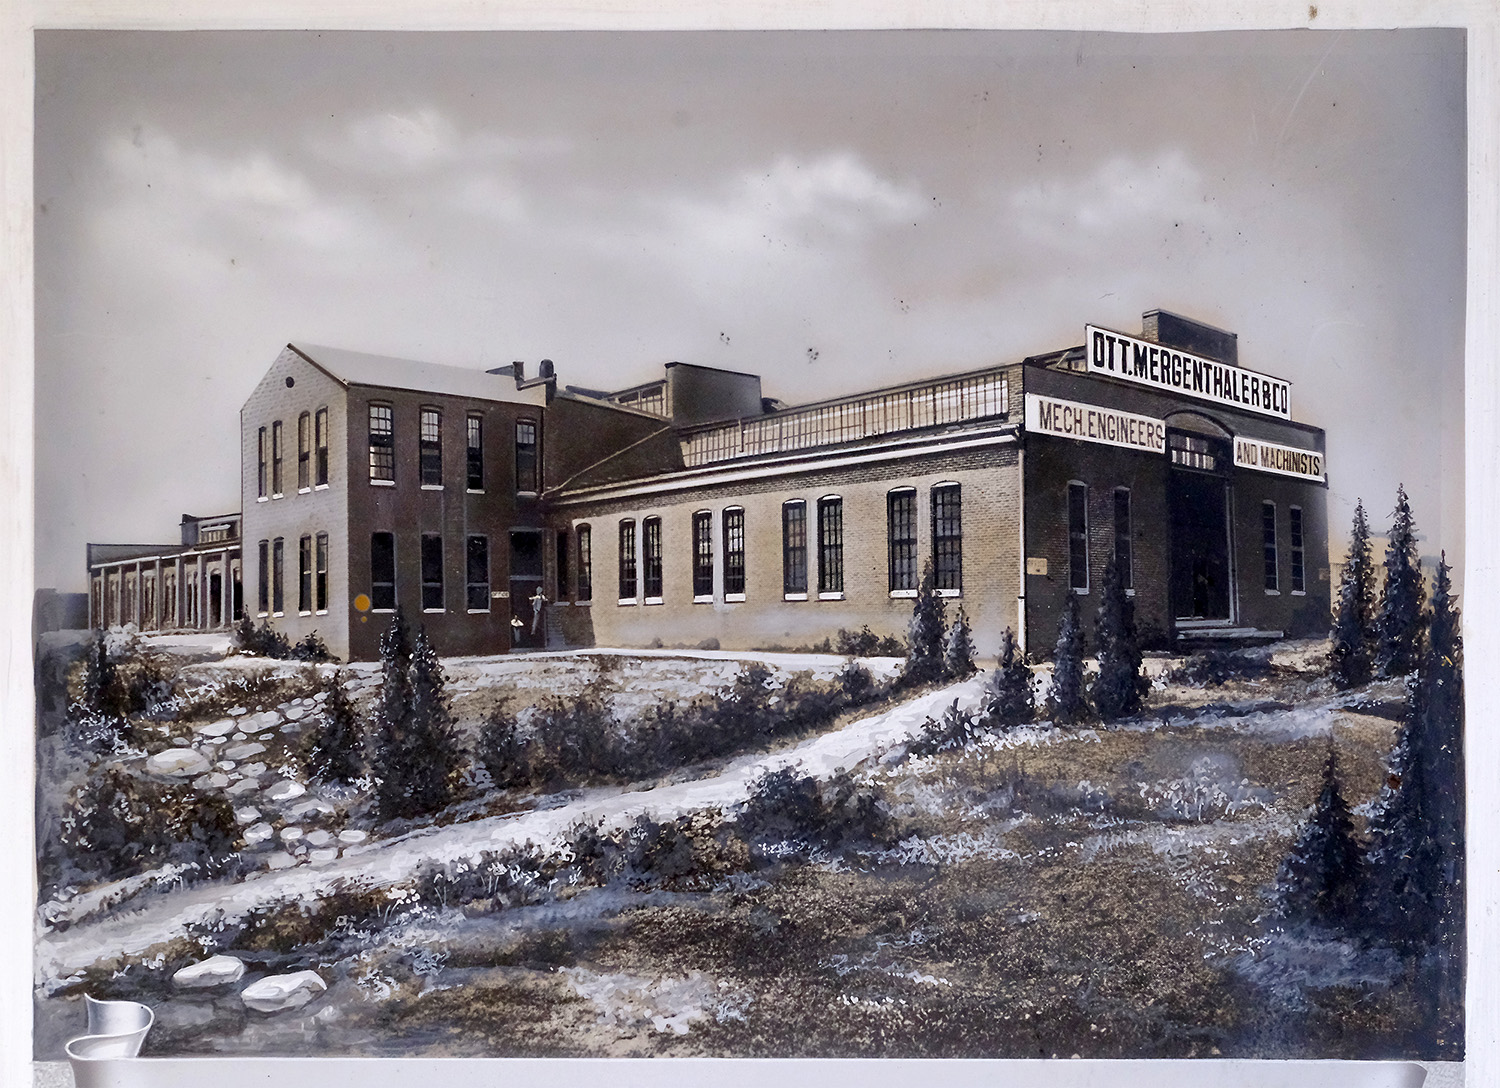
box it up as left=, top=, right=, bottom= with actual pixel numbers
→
left=577, top=524, right=593, bottom=602
left=723, top=508, right=746, bottom=597
left=888, top=489, right=917, bottom=593
left=298, top=535, right=312, bottom=613
left=931, top=484, right=962, bottom=592
left=644, top=517, right=664, bottom=600
left=692, top=511, right=713, bottom=598
left=818, top=497, right=844, bottom=595
left=369, top=404, right=394, bottom=482
left=297, top=412, right=311, bottom=490
left=371, top=532, right=395, bottom=610
left=1290, top=506, right=1306, bottom=593
left=271, top=421, right=284, bottom=496
left=783, top=501, right=808, bottom=596
left=466, top=414, right=483, bottom=490
left=314, top=408, right=329, bottom=486
left=420, top=408, right=443, bottom=486
left=467, top=535, right=489, bottom=611
left=1068, top=483, right=1088, bottom=592
left=315, top=533, right=329, bottom=612
left=1263, top=502, right=1279, bottom=591
left=618, top=520, right=637, bottom=600
left=422, top=533, right=444, bottom=610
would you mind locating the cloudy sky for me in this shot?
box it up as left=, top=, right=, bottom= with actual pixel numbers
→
left=33, top=29, right=1465, bottom=592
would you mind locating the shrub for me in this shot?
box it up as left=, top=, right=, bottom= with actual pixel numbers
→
left=1275, top=743, right=1363, bottom=928
left=837, top=659, right=875, bottom=702
left=475, top=699, right=531, bottom=789
left=59, top=768, right=240, bottom=884
left=1092, top=555, right=1147, bottom=721
left=1046, top=593, right=1090, bottom=724
left=980, top=627, right=1034, bottom=730
left=292, top=631, right=337, bottom=663
left=1167, top=648, right=1271, bottom=687
left=834, top=625, right=905, bottom=658
left=530, top=680, right=617, bottom=783
left=943, top=606, right=977, bottom=679
left=735, top=767, right=895, bottom=858
left=234, top=618, right=292, bottom=659
left=901, top=561, right=947, bottom=686
left=305, top=672, right=363, bottom=784
left=908, top=699, right=983, bottom=756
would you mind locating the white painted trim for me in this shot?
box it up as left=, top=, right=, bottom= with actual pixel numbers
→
left=725, top=592, right=746, bottom=603
left=937, top=588, right=962, bottom=598
left=783, top=592, right=808, bottom=602
left=421, top=483, right=444, bottom=491
left=818, top=591, right=845, bottom=601
left=692, top=594, right=713, bottom=604
left=369, top=478, right=395, bottom=487
left=553, top=425, right=1018, bottom=505
left=889, top=588, right=917, bottom=599
left=645, top=596, right=664, bottom=606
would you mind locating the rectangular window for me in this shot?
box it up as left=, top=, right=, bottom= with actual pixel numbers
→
left=888, top=490, right=917, bottom=593
left=257, top=539, right=269, bottom=614
left=369, top=404, right=394, bottom=482
left=257, top=427, right=267, bottom=498
left=618, top=520, right=637, bottom=600
left=466, top=414, right=484, bottom=490
left=1290, top=506, right=1306, bottom=593
left=692, top=511, right=713, bottom=598
left=371, top=532, right=396, bottom=610
left=931, top=484, right=962, bottom=592
left=315, top=408, right=329, bottom=486
left=723, top=508, right=746, bottom=597
left=271, top=421, right=284, bottom=496
left=315, top=532, right=329, bottom=612
left=272, top=537, right=285, bottom=613
left=516, top=419, right=538, bottom=493
left=297, top=412, right=311, bottom=490
left=467, top=535, right=489, bottom=611
left=556, top=529, right=570, bottom=599
left=577, top=525, right=593, bottom=602
left=298, top=535, right=312, bottom=613
left=1263, top=502, right=1279, bottom=591
left=419, top=408, right=443, bottom=486
left=818, top=497, right=844, bottom=595
left=1114, top=488, right=1133, bottom=590
left=422, top=533, right=444, bottom=610
left=1068, top=483, right=1089, bottom=592
left=644, top=517, right=664, bottom=599
left=783, top=501, right=808, bottom=595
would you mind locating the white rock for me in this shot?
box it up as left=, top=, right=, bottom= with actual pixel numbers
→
left=337, top=829, right=367, bottom=845
left=170, top=737, right=191, bottom=748
left=240, top=971, right=327, bottom=1013
left=234, top=807, right=261, bottom=826
left=312, top=692, right=328, bottom=704
left=309, top=848, right=340, bottom=865
left=246, top=712, right=280, bottom=734
left=283, top=706, right=306, bottom=721
left=288, top=798, right=335, bottom=820
left=196, top=719, right=237, bottom=738
left=226, top=779, right=260, bottom=798
left=172, top=955, right=246, bottom=989
left=228, top=707, right=248, bottom=717
left=146, top=749, right=211, bottom=777
left=231, top=732, right=248, bottom=741
left=192, top=772, right=230, bottom=790
left=243, top=822, right=275, bottom=845
left=215, top=760, right=236, bottom=771
left=239, top=762, right=268, bottom=778
left=279, top=826, right=304, bottom=843
left=264, top=780, right=306, bottom=802
left=304, top=829, right=334, bottom=848
left=263, top=853, right=297, bottom=871
left=222, top=742, right=266, bottom=761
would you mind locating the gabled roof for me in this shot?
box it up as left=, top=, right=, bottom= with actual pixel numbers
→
left=287, top=342, right=542, bottom=404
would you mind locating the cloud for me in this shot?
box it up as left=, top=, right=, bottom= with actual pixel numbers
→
left=311, top=108, right=573, bottom=175
left=666, top=151, right=927, bottom=251
left=103, top=125, right=315, bottom=210
left=1007, top=149, right=1228, bottom=252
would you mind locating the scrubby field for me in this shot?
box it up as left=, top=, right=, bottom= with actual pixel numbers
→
left=33, top=635, right=1452, bottom=1060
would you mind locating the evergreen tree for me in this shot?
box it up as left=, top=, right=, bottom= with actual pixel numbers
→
left=902, top=560, right=948, bottom=686
left=306, top=672, right=363, bottom=784
left=1091, top=555, right=1146, bottom=721
left=1046, top=593, right=1090, bottom=724
left=372, top=609, right=416, bottom=819
left=406, top=626, right=462, bottom=816
left=476, top=699, right=530, bottom=790
left=80, top=631, right=120, bottom=717
left=1275, top=741, right=1363, bottom=928
left=1374, top=485, right=1426, bottom=678
left=1365, top=552, right=1464, bottom=954
left=981, top=627, right=1034, bottom=729
left=943, top=606, right=976, bottom=679
left=1328, top=499, right=1377, bottom=689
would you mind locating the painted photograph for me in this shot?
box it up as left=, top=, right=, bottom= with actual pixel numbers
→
left=32, top=29, right=1466, bottom=1062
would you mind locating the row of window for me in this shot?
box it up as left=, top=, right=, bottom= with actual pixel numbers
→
left=257, top=409, right=330, bottom=500
left=1263, top=502, right=1307, bottom=594
left=1060, top=484, right=1305, bottom=595
left=556, top=485, right=965, bottom=606
left=258, top=532, right=501, bottom=616
left=257, top=534, right=330, bottom=616
left=368, top=405, right=538, bottom=493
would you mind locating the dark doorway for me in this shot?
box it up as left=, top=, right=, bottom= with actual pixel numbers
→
left=209, top=572, right=223, bottom=628
left=1167, top=432, right=1233, bottom=622
left=509, top=530, right=543, bottom=649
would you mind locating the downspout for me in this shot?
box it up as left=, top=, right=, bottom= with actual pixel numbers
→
left=1016, top=443, right=1027, bottom=657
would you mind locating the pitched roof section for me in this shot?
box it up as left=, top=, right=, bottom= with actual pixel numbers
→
left=287, top=343, right=546, bottom=406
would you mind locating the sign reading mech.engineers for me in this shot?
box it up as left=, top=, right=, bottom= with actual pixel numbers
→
left=1086, top=324, right=1291, bottom=420
left=1024, top=393, right=1166, bottom=453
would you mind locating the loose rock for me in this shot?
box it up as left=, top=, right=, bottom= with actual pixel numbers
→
left=172, top=955, right=246, bottom=990
left=240, top=971, right=327, bottom=1013
left=265, top=780, right=306, bottom=802
left=146, top=749, right=211, bottom=777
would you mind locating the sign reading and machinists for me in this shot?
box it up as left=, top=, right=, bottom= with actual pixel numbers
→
left=1024, top=393, right=1166, bottom=453
left=1085, top=324, right=1292, bottom=421
left=1233, top=437, right=1326, bottom=482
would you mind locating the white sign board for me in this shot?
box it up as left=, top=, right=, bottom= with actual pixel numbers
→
left=1024, top=393, right=1166, bottom=453
left=1233, top=436, right=1326, bottom=482
left=1085, top=324, right=1292, bottom=420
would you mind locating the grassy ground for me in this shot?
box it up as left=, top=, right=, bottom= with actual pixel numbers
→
left=37, top=646, right=1458, bottom=1061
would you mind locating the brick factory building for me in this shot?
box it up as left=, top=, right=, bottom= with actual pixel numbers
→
left=87, top=309, right=1330, bottom=661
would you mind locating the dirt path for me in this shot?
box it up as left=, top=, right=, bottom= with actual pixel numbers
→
left=37, top=676, right=987, bottom=986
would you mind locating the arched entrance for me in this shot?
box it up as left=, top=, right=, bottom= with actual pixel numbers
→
left=1165, top=412, right=1235, bottom=624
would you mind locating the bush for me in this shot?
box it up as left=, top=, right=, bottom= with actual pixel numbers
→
left=292, top=631, right=337, bottom=663
left=1046, top=593, right=1091, bottom=724
left=834, top=626, right=905, bottom=658
left=980, top=627, right=1034, bottom=730
left=1167, top=648, right=1271, bottom=687
left=837, top=659, right=875, bottom=702
left=901, top=561, right=947, bottom=687
left=59, top=768, right=240, bottom=885
left=475, top=699, right=531, bottom=789
left=234, top=617, right=293, bottom=659
left=305, top=672, right=363, bottom=784
left=735, top=767, right=895, bottom=859
left=908, top=699, right=984, bottom=756
left=943, top=606, right=977, bottom=679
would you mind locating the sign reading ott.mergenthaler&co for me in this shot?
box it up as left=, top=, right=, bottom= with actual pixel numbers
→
left=1024, top=393, right=1166, bottom=453
left=1086, top=324, right=1292, bottom=420
left=1233, top=436, right=1327, bottom=483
